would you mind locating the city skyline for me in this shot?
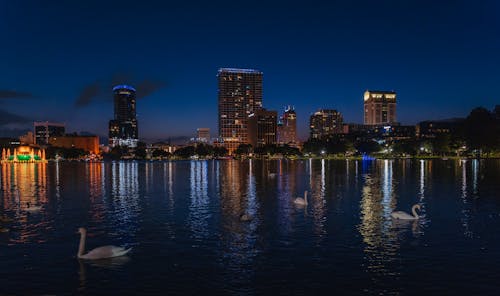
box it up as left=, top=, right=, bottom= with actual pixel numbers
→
left=1, top=1, right=499, bottom=141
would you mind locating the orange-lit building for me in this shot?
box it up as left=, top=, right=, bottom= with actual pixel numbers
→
left=49, top=135, right=99, bottom=155
left=363, top=90, right=397, bottom=125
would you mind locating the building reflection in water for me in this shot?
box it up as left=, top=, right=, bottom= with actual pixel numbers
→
left=188, top=160, right=210, bottom=239
left=419, top=160, right=425, bottom=201
left=107, top=162, right=140, bottom=237
left=0, top=162, right=49, bottom=243
left=217, top=160, right=260, bottom=286
left=358, top=160, right=411, bottom=284
left=1, top=163, right=48, bottom=210
left=162, top=161, right=175, bottom=205
left=460, top=159, right=480, bottom=238
left=86, top=162, right=104, bottom=201
left=308, top=159, right=327, bottom=240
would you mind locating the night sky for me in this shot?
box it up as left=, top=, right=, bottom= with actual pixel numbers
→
left=1, top=0, right=499, bottom=141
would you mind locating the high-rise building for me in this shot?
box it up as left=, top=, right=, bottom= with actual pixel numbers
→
left=196, top=128, right=210, bottom=143
left=309, top=109, right=343, bottom=139
left=218, top=68, right=263, bottom=153
left=248, top=109, right=277, bottom=148
left=363, top=90, right=397, bottom=125
left=277, top=106, right=297, bottom=145
left=34, top=121, right=65, bottom=145
left=109, top=85, right=138, bottom=148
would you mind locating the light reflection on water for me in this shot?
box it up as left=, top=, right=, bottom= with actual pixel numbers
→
left=0, top=159, right=499, bottom=294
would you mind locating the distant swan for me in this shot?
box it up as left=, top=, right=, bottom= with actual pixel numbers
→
left=294, top=191, right=308, bottom=206
left=77, top=228, right=132, bottom=260
left=240, top=213, right=252, bottom=222
left=25, top=202, right=42, bottom=212
left=391, top=204, right=421, bottom=220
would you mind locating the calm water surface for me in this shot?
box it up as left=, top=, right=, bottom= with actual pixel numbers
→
left=0, top=159, right=499, bottom=295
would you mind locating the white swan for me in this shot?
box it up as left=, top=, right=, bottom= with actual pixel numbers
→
left=294, top=191, right=308, bottom=206
left=25, top=202, right=42, bottom=212
left=391, top=204, right=421, bottom=220
left=240, top=213, right=252, bottom=222
left=77, top=228, right=132, bottom=260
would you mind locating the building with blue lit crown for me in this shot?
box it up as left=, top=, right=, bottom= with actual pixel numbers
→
left=108, top=85, right=138, bottom=148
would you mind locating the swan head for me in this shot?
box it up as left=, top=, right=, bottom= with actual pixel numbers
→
left=77, top=227, right=87, bottom=234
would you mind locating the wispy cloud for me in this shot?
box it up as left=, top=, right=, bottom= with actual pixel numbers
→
left=75, top=82, right=102, bottom=107
left=0, top=108, right=31, bottom=125
left=0, top=90, right=34, bottom=99
left=74, top=74, right=166, bottom=108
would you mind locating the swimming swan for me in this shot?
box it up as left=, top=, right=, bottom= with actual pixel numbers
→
left=77, top=228, right=132, bottom=260
left=391, top=204, right=421, bottom=220
left=240, top=213, right=252, bottom=222
left=294, top=191, right=308, bottom=206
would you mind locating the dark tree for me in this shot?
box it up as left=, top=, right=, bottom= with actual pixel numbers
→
left=235, top=144, right=252, bottom=155
left=392, top=139, right=418, bottom=155
left=213, top=146, right=228, bottom=157
left=152, top=149, right=170, bottom=159
left=464, top=107, right=498, bottom=153
left=355, top=140, right=381, bottom=154
left=195, top=143, right=213, bottom=156
left=174, top=146, right=196, bottom=158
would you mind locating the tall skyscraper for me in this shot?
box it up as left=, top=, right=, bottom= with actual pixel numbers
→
left=217, top=68, right=263, bottom=153
left=363, top=90, right=397, bottom=125
left=108, top=85, right=138, bottom=148
left=34, top=121, right=65, bottom=145
left=309, top=109, right=343, bottom=139
left=277, top=106, right=297, bottom=145
left=248, top=109, right=277, bottom=148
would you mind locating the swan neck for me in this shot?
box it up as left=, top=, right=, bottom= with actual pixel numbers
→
left=304, top=192, right=308, bottom=204
left=412, top=205, right=419, bottom=218
left=78, top=232, right=86, bottom=258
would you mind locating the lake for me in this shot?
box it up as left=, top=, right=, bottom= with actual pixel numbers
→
left=0, top=159, right=499, bottom=295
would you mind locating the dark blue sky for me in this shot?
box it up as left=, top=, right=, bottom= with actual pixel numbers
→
left=1, top=0, right=499, bottom=141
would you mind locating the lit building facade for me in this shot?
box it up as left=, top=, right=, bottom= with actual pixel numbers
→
left=218, top=68, right=263, bottom=153
left=19, top=131, right=35, bottom=145
left=363, top=90, right=397, bottom=125
left=109, top=85, right=138, bottom=148
left=49, top=135, right=100, bottom=155
left=416, top=119, right=465, bottom=138
left=310, top=109, right=343, bottom=139
left=248, top=109, right=277, bottom=147
left=277, top=106, right=297, bottom=145
left=196, top=128, right=210, bottom=143
left=34, top=121, right=65, bottom=145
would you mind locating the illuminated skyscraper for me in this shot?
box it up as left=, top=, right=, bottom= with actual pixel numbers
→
left=248, top=109, right=277, bottom=148
left=108, top=85, right=138, bottom=147
left=217, top=68, right=263, bottom=153
left=277, top=106, right=297, bottom=145
left=309, top=109, right=343, bottom=139
left=363, top=90, right=397, bottom=125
